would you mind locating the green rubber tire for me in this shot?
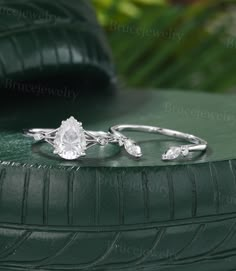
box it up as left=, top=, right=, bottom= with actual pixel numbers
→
left=0, top=90, right=236, bottom=271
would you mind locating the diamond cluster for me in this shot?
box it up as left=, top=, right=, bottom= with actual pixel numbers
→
left=54, top=117, right=87, bottom=160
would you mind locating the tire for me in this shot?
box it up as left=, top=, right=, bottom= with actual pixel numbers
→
left=0, top=0, right=116, bottom=97
left=0, top=90, right=236, bottom=270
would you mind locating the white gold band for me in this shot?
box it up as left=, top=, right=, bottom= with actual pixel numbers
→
left=109, top=124, right=207, bottom=161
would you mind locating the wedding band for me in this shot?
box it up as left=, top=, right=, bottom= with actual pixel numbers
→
left=109, top=124, right=207, bottom=161
left=24, top=116, right=141, bottom=160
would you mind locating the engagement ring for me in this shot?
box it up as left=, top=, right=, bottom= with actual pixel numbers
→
left=24, top=116, right=141, bottom=160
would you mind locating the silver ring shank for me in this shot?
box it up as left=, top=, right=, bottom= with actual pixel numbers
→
left=110, top=124, right=207, bottom=153
left=24, top=129, right=110, bottom=139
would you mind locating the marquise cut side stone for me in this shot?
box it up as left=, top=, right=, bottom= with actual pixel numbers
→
left=162, top=147, right=181, bottom=161
left=162, top=146, right=190, bottom=161
left=124, top=140, right=142, bottom=158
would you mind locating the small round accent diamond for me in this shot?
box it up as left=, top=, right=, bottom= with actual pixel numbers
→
left=98, top=137, right=108, bottom=146
left=181, top=146, right=189, bottom=157
left=54, top=117, right=87, bottom=160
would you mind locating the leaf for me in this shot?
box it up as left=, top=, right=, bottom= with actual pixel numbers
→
left=96, top=1, right=236, bottom=92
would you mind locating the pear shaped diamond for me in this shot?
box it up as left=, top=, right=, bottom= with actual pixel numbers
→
left=54, top=117, right=87, bottom=160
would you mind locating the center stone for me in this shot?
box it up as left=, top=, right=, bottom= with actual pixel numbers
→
left=54, top=117, right=87, bottom=160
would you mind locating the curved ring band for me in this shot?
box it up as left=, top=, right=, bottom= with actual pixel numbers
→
left=109, top=124, right=207, bottom=161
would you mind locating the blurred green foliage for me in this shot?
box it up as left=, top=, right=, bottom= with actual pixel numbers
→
left=93, top=0, right=236, bottom=92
